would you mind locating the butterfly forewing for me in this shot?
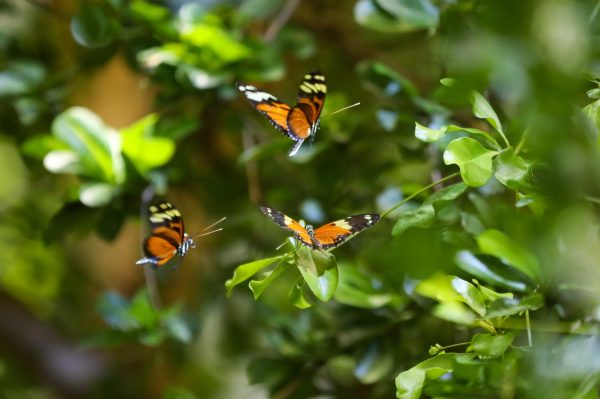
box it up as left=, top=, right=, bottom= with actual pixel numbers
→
left=260, top=207, right=313, bottom=247
left=237, top=84, right=292, bottom=135
left=313, top=214, right=380, bottom=249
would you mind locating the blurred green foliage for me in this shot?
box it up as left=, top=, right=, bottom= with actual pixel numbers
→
left=1, top=0, right=600, bottom=398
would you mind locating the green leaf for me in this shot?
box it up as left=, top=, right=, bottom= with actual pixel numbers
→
left=51, top=107, right=124, bottom=184
left=443, top=137, right=497, bottom=187
left=455, top=251, right=530, bottom=292
left=395, top=353, right=475, bottom=399
left=225, top=255, right=287, bottom=297
left=376, top=0, right=439, bottom=30
left=288, top=280, right=312, bottom=309
left=181, top=23, right=251, bottom=64
left=476, top=229, right=541, bottom=282
left=468, top=333, right=514, bottom=358
left=450, top=277, right=486, bottom=317
left=356, top=61, right=419, bottom=98
left=121, top=114, right=175, bottom=174
left=415, top=122, right=446, bottom=142
left=249, top=262, right=292, bottom=300
left=423, top=182, right=468, bottom=205
left=295, top=246, right=338, bottom=302
left=70, top=4, right=117, bottom=48
left=392, top=204, right=435, bottom=236
left=354, top=342, right=394, bottom=383
left=485, top=292, right=544, bottom=318
left=494, top=150, right=531, bottom=188
left=446, top=125, right=501, bottom=149
left=335, top=263, right=399, bottom=308
left=355, top=0, right=438, bottom=33
left=472, top=91, right=503, bottom=134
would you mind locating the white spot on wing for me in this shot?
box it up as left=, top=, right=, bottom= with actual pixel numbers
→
left=243, top=89, right=276, bottom=103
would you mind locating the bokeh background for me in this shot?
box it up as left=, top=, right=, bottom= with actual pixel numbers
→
left=1, top=0, right=600, bottom=398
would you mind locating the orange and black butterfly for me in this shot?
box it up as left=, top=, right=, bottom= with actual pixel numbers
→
left=260, top=207, right=379, bottom=250
left=136, top=201, right=223, bottom=268
left=237, top=71, right=326, bottom=156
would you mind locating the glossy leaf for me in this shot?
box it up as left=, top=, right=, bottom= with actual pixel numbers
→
left=424, top=182, right=468, bottom=205
left=455, top=250, right=530, bottom=292
left=472, top=91, right=503, bottom=134
left=414, top=122, right=445, bottom=142
left=468, top=333, right=514, bottom=358
left=477, top=229, right=541, bottom=282
left=355, top=0, right=438, bottom=33
left=451, top=277, right=486, bottom=317
left=485, top=292, right=544, bottom=318
left=396, top=353, right=475, bottom=399
left=392, top=204, right=435, bottom=236
left=71, top=5, right=117, bottom=48
left=225, top=255, right=287, bottom=296
left=494, top=150, right=531, bottom=188
left=443, top=137, right=497, bottom=187
left=288, top=280, right=312, bottom=309
left=249, top=262, right=292, bottom=300
left=295, top=246, right=338, bottom=302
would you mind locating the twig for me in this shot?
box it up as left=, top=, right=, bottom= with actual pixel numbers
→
left=380, top=172, right=460, bottom=218
left=263, top=0, right=301, bottom=43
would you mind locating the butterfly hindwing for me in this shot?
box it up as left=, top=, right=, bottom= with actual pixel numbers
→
left=313, top=214, right=380, bottom=249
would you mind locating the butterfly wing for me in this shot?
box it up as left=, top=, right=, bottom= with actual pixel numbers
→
left=260, top=206, right=313, bottom=247
left=287, top=71, right=326, bottom=146
left=137, top=202, right=186, bottom=267
left=237, top=83, right=293, bottom=136
left=312, top=214, right=380, bottom=249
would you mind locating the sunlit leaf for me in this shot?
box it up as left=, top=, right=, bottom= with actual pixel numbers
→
left=295, top=246, right=338, bottom=302
left=355, top=0, right=438, bottom=33
left=485, top=292, right=544, bottom=318
left=424, top=182, right=468, bottom=205
left=249, top=262, right=292, bottom=300
left=494, top=150, right=531, bottom=188
left=288, top=280, right=312, bottom=309
left=79, top=182, right=118, bottom=207
left=451, top=277, right=486, bottom=317
left=468, top=333, right=514, bottom=358
left=455, top=251, right=530, bottom=292
left=396, top=353, right=475, bottom=399
left=121, top=114, right=175, bottom=174
left=443, top=137, right=497, bottom=187
left=225, top=255, right=287, bottom=296
left=472, top=91, right=503, bottom=134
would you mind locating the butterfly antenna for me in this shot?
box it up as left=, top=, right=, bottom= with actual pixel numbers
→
left=189, top=217, right=226, bottom=240
left=321, top=102, right=361, bottom=118
left=201, top=216, right=227, bottom=232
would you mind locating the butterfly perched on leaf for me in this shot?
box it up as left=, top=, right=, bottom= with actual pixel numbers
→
left=237, top=71, right=326, bottom=156
left=136, top=201, right=224, bottom=268
left=260, top=207, right=379, bottom=250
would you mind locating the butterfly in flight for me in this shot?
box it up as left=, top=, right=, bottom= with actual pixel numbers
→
left=237, top=71, right=326, bottom=156
left=260, top=207, right=380, bottom=250
left=136, top=201, right=224, bottom=268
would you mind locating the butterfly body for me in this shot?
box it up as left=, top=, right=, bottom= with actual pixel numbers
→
left=238, top=71, right=326, bottom=156
left=137, top=201, right=194, bottom=268
left=260, top=207, right=379, bottom=250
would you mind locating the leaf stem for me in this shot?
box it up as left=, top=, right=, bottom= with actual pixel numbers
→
left=380, top=172, right=460, bottom=218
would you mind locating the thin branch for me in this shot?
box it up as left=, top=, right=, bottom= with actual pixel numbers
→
left=263, top=0, right=301, bottom=43
left=380, top=172, right=461, bottom=218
